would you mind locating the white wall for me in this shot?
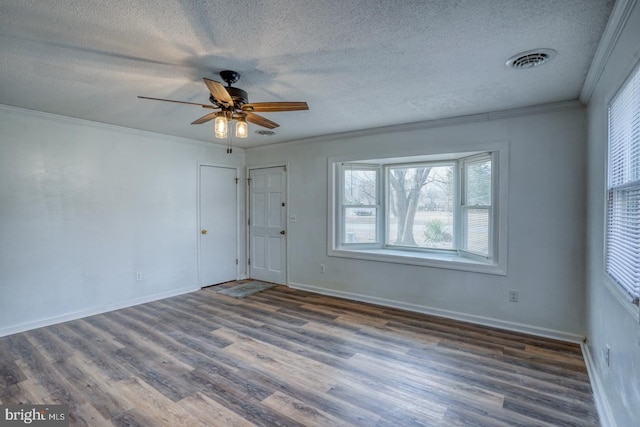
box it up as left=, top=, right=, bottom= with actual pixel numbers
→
left=584, top=0, right=640, bottom=425
left=0, top=106, right=245, bottom=336
left=246, top=104, right=587, bottom=339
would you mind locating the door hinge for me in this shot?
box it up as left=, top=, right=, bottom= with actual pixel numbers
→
left=247, top=178, right=252, bottom=185
left=248, top=218, right=251, bottom=226
left=282, top=202, right=285, bottom=207
left=235, top=178, right=239, bottom=184
left=236, top=259, right=238, bottom=265
left=248, top=258, right=251, bottom=265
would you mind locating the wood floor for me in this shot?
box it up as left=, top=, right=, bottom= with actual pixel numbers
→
left=0, top=282, right=599, bottom=426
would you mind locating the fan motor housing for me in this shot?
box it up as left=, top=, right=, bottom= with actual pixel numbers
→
left=211, top=86, right=248, bottom=107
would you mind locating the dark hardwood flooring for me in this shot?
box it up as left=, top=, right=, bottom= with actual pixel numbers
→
left=0, top=282, right=599, bottom=426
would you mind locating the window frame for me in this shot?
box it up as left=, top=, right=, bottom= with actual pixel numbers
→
left=339, top=163, right=382, bottom=249
left=384, top=160, right=458, bottom=253
left=604, top=61, right=640, bottom=310
left=460, top=153, right=494, bottom=261
left=328, top=142, right=508, bottom=275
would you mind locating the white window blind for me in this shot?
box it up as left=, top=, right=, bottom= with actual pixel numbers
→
left=607, top=64, right=640, bottom=304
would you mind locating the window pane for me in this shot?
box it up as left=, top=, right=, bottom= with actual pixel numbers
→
left=464, top=208, right=489, bottom=256
left=387, top=165, right=454, bottom=249
left=607, top=63, right=640, bottom=303
left=344, top=207, right=377, bottom=243
left=607, top=186, right=640, bottom=302
left=344, top=168, right=377, bottom=205
left=466, top=158, right=492, bottom=206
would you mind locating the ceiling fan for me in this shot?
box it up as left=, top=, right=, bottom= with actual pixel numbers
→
left=138, top=70, right=309, bottom=150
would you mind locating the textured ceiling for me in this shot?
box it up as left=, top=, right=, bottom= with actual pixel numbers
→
left=0, top=0, right=615, bottom=148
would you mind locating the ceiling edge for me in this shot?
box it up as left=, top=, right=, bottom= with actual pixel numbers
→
left=246, top=100, right=585, bottom=152
left=0, top=103, right=239, bottom=152
left=580, top=0, right=637, bottom=104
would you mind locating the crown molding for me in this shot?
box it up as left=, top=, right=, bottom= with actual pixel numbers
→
left=247, top=100, right=583, bottom=152
left=1, top=98, right=583, bottom=155
left=0, top=103, right=242, bottom=152
left=580, top=0, right=637, bottom=104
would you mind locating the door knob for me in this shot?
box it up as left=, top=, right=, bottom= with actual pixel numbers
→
left=201, top=229, right=207, bottom=235
left=280, top=230, right=286, bottom=235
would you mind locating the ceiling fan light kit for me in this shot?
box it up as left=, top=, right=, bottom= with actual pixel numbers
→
left=214, top=112, right=228, bottom=138
left=235, top=116, right=248, bottom=138
left=138, top=70, right=308, bottom=150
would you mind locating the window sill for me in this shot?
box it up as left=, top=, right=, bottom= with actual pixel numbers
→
left=329, top=247, right=506, bottom=275
left=604, top=276, right=640, bottom=322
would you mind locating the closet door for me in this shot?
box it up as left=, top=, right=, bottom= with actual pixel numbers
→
left=198, top=165, right=237, bottom=286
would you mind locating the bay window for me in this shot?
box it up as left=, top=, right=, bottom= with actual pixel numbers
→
left=329, top=146, right=507, bottom=275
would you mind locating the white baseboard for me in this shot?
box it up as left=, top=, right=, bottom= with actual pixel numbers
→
left=288, top=281, right=585, bottom=343
left=581, top=343, right=616, bottom=427
left=0, top=286, right=200, bottom=338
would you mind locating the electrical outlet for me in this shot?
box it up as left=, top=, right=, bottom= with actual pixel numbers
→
left=320, top=264, right=326, bottom=273
left=136, top=272, right=143, bottom=281
left=508, top=290, right=519, bottom=303
left=604, top=345, right=611, bottom=367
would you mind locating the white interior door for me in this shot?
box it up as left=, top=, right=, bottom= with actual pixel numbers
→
left=199, top=165, right=237, bottom=286
left=249, top=166, right=286, bottom=284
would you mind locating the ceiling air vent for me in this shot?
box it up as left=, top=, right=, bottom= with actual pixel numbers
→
left=506, top=49, right=557, bottom=69
left=255, top=130, right=276, bottom=136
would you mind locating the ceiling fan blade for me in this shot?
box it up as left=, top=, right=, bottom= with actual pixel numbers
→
left=242, top=102, right=309, bottom=112
left=137, top=96, right=214, bottom=109
left=203, top=78, right=234, bottom=107
left=245, top=112, right=280, bottom=129
left=191, top=111, right=219, bottom=125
